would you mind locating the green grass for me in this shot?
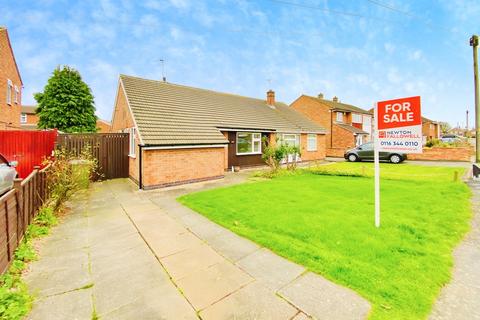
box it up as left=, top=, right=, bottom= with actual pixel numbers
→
left=178, top=163, right=472, bottom=320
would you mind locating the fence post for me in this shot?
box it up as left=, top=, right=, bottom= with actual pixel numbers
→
left=13, top=178, right=23, bottom=245
left=33, top=166, right=40, bottom=215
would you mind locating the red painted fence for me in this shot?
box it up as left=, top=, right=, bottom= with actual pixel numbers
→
left=0, top=130, right=57, bottom=178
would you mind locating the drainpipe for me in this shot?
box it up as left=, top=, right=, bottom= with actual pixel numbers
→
left=330, top=110, right=333, bottom=148
left=138, top=144, right=143, bottom=190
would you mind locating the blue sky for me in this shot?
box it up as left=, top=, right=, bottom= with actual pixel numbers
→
left=2, top=0, right=479, bottom=127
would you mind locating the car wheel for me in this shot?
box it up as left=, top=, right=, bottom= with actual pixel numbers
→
left=390, top=154, right=401, bottom=164
left=348, top=154, right=358, bottom=162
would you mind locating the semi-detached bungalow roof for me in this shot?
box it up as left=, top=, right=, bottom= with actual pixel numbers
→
left=120, top=75, right=326, bottom=146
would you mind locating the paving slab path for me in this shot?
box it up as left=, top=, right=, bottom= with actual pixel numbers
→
left=25, top=173, right=371, bottom=320
left=429, top=180, right=480, bottom=320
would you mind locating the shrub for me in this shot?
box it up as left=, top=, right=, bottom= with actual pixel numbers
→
left=261, top=137, right=302, bottom=175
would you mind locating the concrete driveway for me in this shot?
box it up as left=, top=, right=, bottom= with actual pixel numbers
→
left=25, top=173, right=370, bottom=320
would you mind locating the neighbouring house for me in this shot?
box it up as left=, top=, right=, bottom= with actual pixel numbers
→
left=20, top=104, right=111, bottom=133
left=421, top=116, right=440, bottom=143
left=20, top=105, right=39, bottom=130
left=0, top=27, right=22, bottom=130
left=96, top=119, right=111, bottom=133
left=111, top=75, right=326, bottom=189
left=290, top=94, right=372, bottom=157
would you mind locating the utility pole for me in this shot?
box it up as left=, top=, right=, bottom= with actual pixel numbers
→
left=470, top=35, right=479, bottom=163
left=466, top=109, right=469, bottom=137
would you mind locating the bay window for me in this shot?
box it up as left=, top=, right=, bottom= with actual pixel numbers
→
left=236, top=132, right=261, bottom=155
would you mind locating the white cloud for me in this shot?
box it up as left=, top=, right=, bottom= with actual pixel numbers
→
left=408, top=49, right=423, bottom=61
left=384, top=43, right=395, bottom=54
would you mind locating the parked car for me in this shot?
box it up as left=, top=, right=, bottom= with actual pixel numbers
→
left=440, top=134, right=465, bottom=144
left=344, top=142, right=407, bottom=164
left=0, top=153, right=18, bottom=196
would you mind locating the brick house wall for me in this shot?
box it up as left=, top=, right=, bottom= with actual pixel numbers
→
left=0, top=28, right=22, bottom=130
left=142, top=148, right=225, bottom=189
left=408, top=146, right=473, bottom=162
left=111, top=83, right=140, bottom=182
left=300, top=133, right=326, bottom=161
left=422, top=122, right=440, bottom=141
left=291, top=96, right=332, bottom=147
left=96, top=119, right=111, bottom=133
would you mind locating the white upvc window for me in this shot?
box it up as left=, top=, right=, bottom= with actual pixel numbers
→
left=307, top=134, right=317, bottom=151
left=336, top=111, right=343, bottom=122
left=236, top=132, right=261, bottom=155
left=6, top=79, right=12, bottom=105
left=14, top=85, right=19, bottom=104
left=129, top=127, right=136, bottom=157
left=20, top=113, right=27, bottom=123
left=281, top=133, right=300, bottom=147
left=352, top=113, right=362, bottom=123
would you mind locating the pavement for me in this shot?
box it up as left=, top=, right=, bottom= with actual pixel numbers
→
left=429, top=180, right=480, bottom=320
left=24, top=173, right=371, bottom=320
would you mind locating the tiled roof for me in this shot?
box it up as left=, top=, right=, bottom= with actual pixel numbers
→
left=120, top=75, right=326, bottom=146
left=21, top=105, right=37, bottom=114
left=307, top=95, right=371, bottom=114
left=335, top=123, right=368, bottom=135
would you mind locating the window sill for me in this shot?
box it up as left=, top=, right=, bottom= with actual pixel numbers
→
left=307, top=149, right=317, bottom=152
left=236, top=152, right=262, bottom=156
left=128, top=154, right=136, bottom=159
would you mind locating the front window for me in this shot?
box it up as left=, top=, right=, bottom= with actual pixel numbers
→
left=352, top=113, right=362, bottom=123
left=236, top=132, right=261, bottom=155
left=281, top=134, right=300, bottom=147
left=307, top=134, right=317, bottom=151
left=129, top=127, right=136, bottom=157
left=20, top=113, right=27, bottom=123
left=6, top=79, right=12, bottom=105
left=336, top=112, right=343, bottom=122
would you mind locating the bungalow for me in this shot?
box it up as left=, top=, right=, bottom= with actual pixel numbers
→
left=0, top=27, right=23, bottom=130
left=290, top=94, right=372, bottom=157
left=111, top=75, right=326, bottom=189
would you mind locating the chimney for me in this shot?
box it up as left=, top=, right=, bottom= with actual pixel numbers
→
left=318, top=93, right=324, bottom=99
left=332, top=96, right=339, bottom=102
left=267, top=90, right=275, bottom=105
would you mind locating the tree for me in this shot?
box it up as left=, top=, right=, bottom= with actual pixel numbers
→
left=261, top=137, right=301, bottom=175
left=439, top=121, right=451, bottom=135
left=35, top=66, right=97, bottom=132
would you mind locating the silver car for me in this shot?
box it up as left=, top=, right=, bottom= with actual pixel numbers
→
left=0, top=154, right=18, bottom=196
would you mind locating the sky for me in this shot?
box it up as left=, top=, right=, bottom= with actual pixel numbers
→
left=1, top=0, right=479, bottom=127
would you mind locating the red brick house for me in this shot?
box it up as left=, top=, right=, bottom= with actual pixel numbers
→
left=421, top=116, right=440, bottom=143
left=96, top=119, right=111, bottom=133
left=0, top=27, right=23, bottom=130
left=111, top=75, right=326, bottom=189
left=20, top=105, right=39, bottom=130
left=290, top=94, right=372, bottom=157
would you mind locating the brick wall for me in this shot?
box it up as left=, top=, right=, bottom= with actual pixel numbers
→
left=96, top=120, right=111, bottom=133
left=331, top=124, right=355, bottom=149
left=326, top=148, right=346, bottom=158
left=290, top=96, right=332, bottom=147
left=0, top=29, right=22, bottom=130
left=423, top=122, right=440, bottom=140
left=300, top=133, right=326, bottom=161
left=408, top=147, right=473, bottom=162
left=111, top=82, right=139, bottom=181
left=142, top=147, right=225, bottom=188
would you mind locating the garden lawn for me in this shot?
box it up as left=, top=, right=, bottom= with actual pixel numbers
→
left=178, top=163, right=471, bottom=320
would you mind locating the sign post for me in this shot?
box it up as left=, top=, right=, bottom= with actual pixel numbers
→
left=374, top=96, right=422, bottom=227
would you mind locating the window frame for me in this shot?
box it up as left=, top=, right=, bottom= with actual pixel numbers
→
left=336, top=111, right=343, bottom=122
left=20, top=113, right=27, bottom=123
left=128, top=127, right=136, bottom=157
left=352, top=113, right=362, bottom=123
left=236, top=132, right=262, bottom=155
left=307, top=134, right=317, bottom=151
left=281, top=133, right=300, bottom=147
left=6, top=79, right=12, bottom=105
left=14, top=85, right=19, bottom=104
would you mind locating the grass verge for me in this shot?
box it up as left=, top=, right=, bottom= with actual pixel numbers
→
left=178, top=163, right=471, bottom=319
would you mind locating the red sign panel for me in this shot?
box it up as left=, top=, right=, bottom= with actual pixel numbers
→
left=377, top=96, right=421, bottom=130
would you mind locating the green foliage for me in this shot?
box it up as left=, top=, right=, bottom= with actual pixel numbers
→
left=261, top=137, right=302, bottom=175
left=44, top=146, right=98, bottom=212
left=425, top=138, right=470, bottom=148
left=179, top=163, right=471, bottom=320
left=439, top=122, right=451, bottom=134
left=34, top=66, right=97, bottom=132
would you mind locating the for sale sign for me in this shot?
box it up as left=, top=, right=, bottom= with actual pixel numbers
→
left=376, top=96, right=422, bottom=154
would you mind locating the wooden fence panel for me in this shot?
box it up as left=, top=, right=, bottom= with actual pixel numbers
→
left=56, top=133, right=129, bottom=180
